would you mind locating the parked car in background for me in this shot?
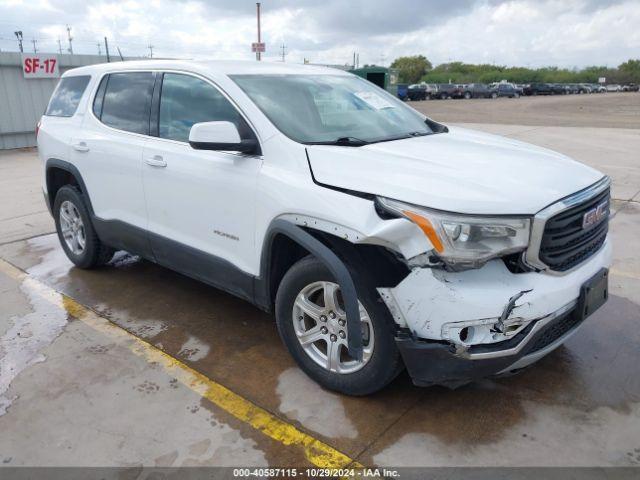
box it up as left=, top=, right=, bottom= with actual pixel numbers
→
left=550, top=83, right=569, bottom=95
left=622, top=83, right=639, bottom=92
left=459, top=83, right=496, bottom=99
left=407, top=83, right=427, bottom=100
left=407, top=83, right=428, bottom=101
left=564, top=84, right=579, bottom=94
left=404, top=83, right=438, bottom=101
left=606, top=84, right=622, bottom=92
left=397, top=84, right=409, bottom=101
left=425, top=84, right=438, bottom=98
left=591, top=84, right=607, bottom=93
left=435, top=83, right=461, bottom=99
left=523, top=83, right=554, bottom=95
left=494, top=83, right=521, bottom=98
left=38, top=60, right=612, bottom=394
left=577, top=84, right=592, bottom=94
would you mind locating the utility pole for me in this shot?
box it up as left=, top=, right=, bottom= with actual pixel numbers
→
left=31, top=38, right=38, bottom=53
left=256, top=2, right=261, bottom=61
left=280, top=43, right=287, bottom=62
left=57, top=38, right=63, bottom=54
left=14, top=31, right=23, bottom=52
left=148, top=44, right=154, bottom=58
left=97, top=43, right=101, bottom=55
left=104, top=37, right=110, bottom=62
left=66, top=25, right=73, bottom=54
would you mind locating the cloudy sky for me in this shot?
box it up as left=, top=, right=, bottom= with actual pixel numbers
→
left=1, top=0, right=639, bottom=68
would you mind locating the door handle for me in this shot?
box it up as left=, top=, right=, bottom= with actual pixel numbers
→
left=72, top=141, right=89, bottom=153
left=145, top=155, right=167, bottom=168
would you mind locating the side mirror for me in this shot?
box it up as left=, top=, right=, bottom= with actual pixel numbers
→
left=188, top=121, right=259, bottom=154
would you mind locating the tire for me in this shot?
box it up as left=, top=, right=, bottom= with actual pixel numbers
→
left=440, top=93, right=447, bottom=100
left=464, top=92, right=472, bottom=100
left=275, top=256, right=403, bottom=395
left=53, top=185, right=114, bottom=269
left=491, top=92, right=498, bottom=99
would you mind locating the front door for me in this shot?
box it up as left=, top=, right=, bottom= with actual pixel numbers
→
left=141, top=72, right=261, bottom=297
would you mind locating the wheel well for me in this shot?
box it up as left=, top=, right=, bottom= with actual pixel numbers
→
left=268, top=233, right=311, bottom=305
left=46, top=166, right=81, bottom=209
left=266, top=229, right=410, bottom=308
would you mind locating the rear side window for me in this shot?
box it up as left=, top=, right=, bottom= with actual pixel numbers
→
left=100, top=72, right=154, bottom=135
left=45, top=75, right=91, bottom=117
left=158, top=73, right=247, bottom=143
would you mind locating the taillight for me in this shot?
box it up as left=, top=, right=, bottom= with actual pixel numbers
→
left=35, top=119, right=41, bottom=139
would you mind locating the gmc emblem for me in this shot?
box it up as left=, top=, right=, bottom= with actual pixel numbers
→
left=582, top=201, right=609, bottom=229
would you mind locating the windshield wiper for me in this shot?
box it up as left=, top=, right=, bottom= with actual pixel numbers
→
left=368, top=131, right=432, bottom=144
left=309, top=136, right=369, bottom=147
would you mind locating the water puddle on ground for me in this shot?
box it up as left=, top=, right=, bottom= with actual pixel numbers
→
left=276, top=367, right=358, bottom=439
left=0, top=278, right=68, bottom=416
left=178, top=335, right=211, bottom=362
left=24, top=235, right=74, bottom=281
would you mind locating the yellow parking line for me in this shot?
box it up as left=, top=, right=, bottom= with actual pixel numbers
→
left=610, top=268, right=640, bottom=280
left=0, top=258, right=362, bottom=470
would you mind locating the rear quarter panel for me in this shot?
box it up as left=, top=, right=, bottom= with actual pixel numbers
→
left=38, top=73, right=98, bottom=196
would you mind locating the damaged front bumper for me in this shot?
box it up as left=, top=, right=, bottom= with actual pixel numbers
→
left=379, top=239, right=611, bottom=387
left=396, top=300, right=582, bottom=387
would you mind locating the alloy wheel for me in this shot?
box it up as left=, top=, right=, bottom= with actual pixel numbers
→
left=59, top=200, right=86, bottom=255
left=292, top=281, right=374, bottom=374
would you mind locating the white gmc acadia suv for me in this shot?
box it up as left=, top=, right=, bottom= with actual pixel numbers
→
left=37, top=60, right=611, bottom=395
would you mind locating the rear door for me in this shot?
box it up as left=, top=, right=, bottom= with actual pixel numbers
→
left=141, top=72, right=261, bottom=292
left=76, top=71, right=155, bottom=251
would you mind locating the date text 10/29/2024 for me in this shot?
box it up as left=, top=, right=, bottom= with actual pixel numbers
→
left=233, top=468, right=400, bottom=478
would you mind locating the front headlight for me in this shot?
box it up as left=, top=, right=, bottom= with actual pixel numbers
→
left=377, top=197, right=531, bottom=270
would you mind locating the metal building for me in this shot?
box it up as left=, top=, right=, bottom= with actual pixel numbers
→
left=0, top=52, right=131, bottom=149
left=349, top=65, right=400, bottom=95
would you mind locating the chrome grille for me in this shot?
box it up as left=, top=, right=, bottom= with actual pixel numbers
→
left=539, top=188, right=609, bottom=271
left=526, top=177, right=611, bottom=274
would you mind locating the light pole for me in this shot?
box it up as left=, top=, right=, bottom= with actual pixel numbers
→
left=66, top=25, right=73, bottom=54
left=256, top=2, right=261, bottom=61
left=14, top=31, right=23, bottom=52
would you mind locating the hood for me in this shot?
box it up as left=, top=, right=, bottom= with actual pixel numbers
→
left=306, top=126, right=603, bottom=215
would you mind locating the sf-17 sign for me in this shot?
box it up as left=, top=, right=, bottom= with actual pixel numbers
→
left=22, top=54, right=59, bottom=79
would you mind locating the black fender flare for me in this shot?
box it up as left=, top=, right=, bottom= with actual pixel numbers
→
left=45, top=158, right=95, bottom=215
left=259, top=219, right=363, bottom=360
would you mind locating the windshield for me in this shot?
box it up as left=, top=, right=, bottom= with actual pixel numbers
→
left=231, top=74, right=433, bottom=144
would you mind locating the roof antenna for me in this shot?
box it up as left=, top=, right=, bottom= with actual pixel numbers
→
left=117, top=46, right=124, bottom=61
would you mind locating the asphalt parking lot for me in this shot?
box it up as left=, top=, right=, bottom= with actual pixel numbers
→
left=1, top=93, right=639, bottom=470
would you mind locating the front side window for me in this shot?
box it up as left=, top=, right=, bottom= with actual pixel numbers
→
left=100, top=72, right=154, bottom=134
left=45, top=75, right=91, bottom=117
left=159, top=73, right=247, bottom=143
left=231, top=74, right=432, bottom=144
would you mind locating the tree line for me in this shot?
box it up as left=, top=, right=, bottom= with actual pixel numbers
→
left=390, top=55, right=640, bottom=85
